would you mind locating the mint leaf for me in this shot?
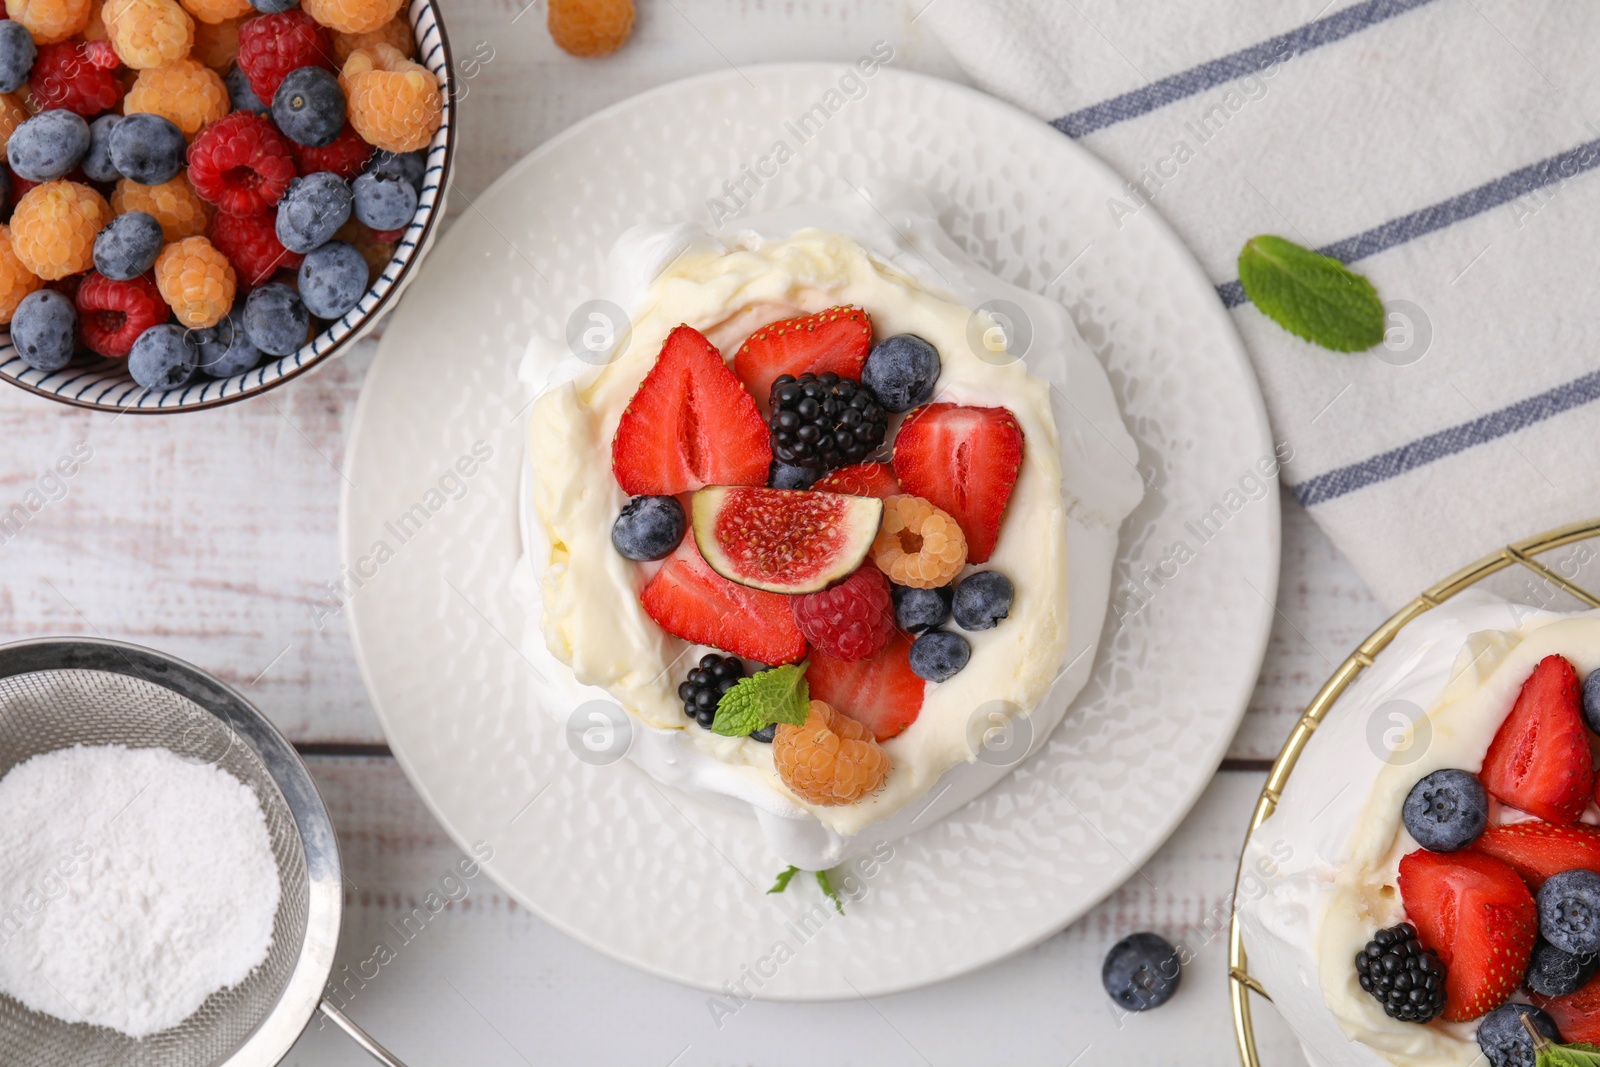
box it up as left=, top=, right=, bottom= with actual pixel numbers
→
left=1237, top=235, right=1385, bottom=352
left=816, top=870, right=844, bottom=915
left=712, top=664, right=809, bottom=737
left=1526, top=1012, right=1600, bottom=1066
left=767, top=865, right=800, bottom=894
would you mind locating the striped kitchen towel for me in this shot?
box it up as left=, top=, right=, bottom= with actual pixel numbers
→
left=921, top=0, right=1600, bottom=608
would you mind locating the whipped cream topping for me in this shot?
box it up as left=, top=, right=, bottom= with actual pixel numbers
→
left=515, top=187, right=1142, bottom=868
left=1239, top=593, right=1600, bottom=1067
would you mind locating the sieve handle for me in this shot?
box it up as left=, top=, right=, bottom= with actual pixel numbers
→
left=319, top=1000, right=410, bottom=1066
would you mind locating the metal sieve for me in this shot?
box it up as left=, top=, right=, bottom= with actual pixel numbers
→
left=0, top=638, right=409, bottom=1067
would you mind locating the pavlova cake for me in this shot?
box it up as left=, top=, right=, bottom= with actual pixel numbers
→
left=1240, top=592, right=1600, bottom=1067
left=517, top=188, right=1143, bottom=873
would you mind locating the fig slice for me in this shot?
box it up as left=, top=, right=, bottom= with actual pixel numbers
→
left=690, top=485, right=884, bottom=594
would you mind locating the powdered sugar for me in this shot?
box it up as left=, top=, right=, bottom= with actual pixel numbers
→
left=0, top=744, right=281, bottom=1038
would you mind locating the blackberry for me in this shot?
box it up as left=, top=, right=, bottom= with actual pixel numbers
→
left=678, top=654, right=745, bottom=731
left=768, top=371, right=887, bottom=472
left=1355, top=922, right=1446, bottom=1023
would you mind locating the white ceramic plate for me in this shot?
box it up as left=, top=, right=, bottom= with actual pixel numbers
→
left=342, top=65, right=1279, bottom=999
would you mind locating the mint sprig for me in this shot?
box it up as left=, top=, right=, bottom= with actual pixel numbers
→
left=1236, top=234, right=1385, bottom=352
left=711, top=663, right=809, bottom=738
left=766, top=863, right=847, bottom=915
left=1524, top=1013, right=1600, bottom=1066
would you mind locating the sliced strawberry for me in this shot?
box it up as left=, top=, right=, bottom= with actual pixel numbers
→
left=1534, top=968, right=1600, bottom=1042
left=1474, top=821, right=1600, bottom=890
left=639, top=538, right=805, bottom=665
left=732, top=306, right=872, bottom=407
left=892, top=404, right=1024, bottom=564
left=612, top=325, right=772, bottom=496
left=812, top=462, right=899, bottom=500
left=1397, top=848, right=1537, bottom=1021
left=806, top=630, right=924, bottom=741
left=1481, top=655, right=1593, bottom=825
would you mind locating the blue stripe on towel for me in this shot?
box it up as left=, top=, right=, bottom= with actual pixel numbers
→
left=1217, top=135, right=1600, bottom=308
left=1294, top=369, right=1600, bottom=507
left=1051, top=0, right=1440, bottom=139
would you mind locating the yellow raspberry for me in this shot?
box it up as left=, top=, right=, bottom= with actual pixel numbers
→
left=177, top=0, right=248, bottom=25
left=341, top=44, right=442, bottom=154
left=112, top=175, right=212, bottom=242
left=772, top=700, right=889, bottom=807
left=9, top=0, right=92, bottom=44
left=124, top=58, right=229, bottom=136
left=331, top=16, right=413, bottom=66
left=0, top=227, right=43, bottom=326
left=189, top=12, right=244, bottom=69
left=11, top=182, right=111, bottom=281
left=548, top=0, right=633, bottom=57
left=83, top=0, right=108, bottom=38
left=0, top=94, right=30, bottom=157
left=154, top=235, right=234, bottom=328
left=871, top=494, right=968, bottom=589
left=334, top=218, right=395, bottom=286
left=103, top=0, right=193, bottom=68
left=303, top=0, right=400, bottom=35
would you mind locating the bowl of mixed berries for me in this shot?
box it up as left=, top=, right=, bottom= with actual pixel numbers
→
left=0, top=0, right=451, bottom=411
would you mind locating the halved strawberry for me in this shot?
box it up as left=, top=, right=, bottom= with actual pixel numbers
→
left=639, top=539, right=806, bottom=665
left=891, top=404, right=1024, bottom=564
left=732, top=306, right=872, bottom=407
left=612, top=325, right=772, bottom=496
left=1533, top=968, right=1600, bottom=1042
left=1397, top=848, right=1538, bottom=1021
left=812, top=462, right=899, bottom=500
left=1480, top=655, right=1593, bottom=825
left=1474, top=821, right=1600, bottom=890
left=806, top=629, right=924, bottom=741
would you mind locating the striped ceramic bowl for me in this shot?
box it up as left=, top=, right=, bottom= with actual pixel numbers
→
left=0, top=0, right=455, bottom=413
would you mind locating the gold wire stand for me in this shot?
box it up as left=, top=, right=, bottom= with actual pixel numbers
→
left=1228, top=516, right=1600, bottom=1066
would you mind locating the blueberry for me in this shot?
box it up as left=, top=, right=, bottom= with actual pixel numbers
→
left=1526, top=937, right=1600, bottom=997
left=10, top=289, right=76, bottom=371
left=1102, top=932, right=1182, bottom=1012
left=1583, top=668, right=1600, bottom=735
left=194, top=309, right=264, bottom=378
left=225, top=65, right=267, bottom=114
left=1540, top=869, right=1600, bottom=955
left=893, top=584, right=951, bottom=633
left=243, top=282, right=309, bottom=356
left=861, top=333, right=940, bottom=413
left=1400, top=768, right=1487, bottom=852
left=611, top=496, right=686, bottom=561
left=908, top=630, right=970, bottom=682
left=7, top=109, right=89, bottom=182
left=0, top=21, right=36, bottom=95
left=351, top=170, right=417, bottom=231
left=1477, top=1002, right=1560, bottom=1067
left=275, top=172, right=352, bottom=254
left=297, top=241, right=367, bottom=319
left=272, top=66, right=345, bottom=148
left=768, top=462, right=818, bottom=490
left=369, top=149, right=426, bottom=192
left=127, top=324, right=196, bottom=391
left=83, top=114, right=121, bottom=183
left=749, top=723, right=776, bottom=744
left=248, top=0, right=298, bottom=11
left=93, top=211, right=164, bottom=280
left=108, top=113, right=185, bottom=186
left=951, top=571, right=1013, bottom=631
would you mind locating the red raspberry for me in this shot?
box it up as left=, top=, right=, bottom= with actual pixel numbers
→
left=209, top=208, right=301, bottom=287
left=290, top=121, right=372, bottom=180
left=791, top=566, right=895, bottom=662
left=76, top=271, right=169, bottom=358
left=186, top=113, right=295, bottom=215
left=28, top=40, right=122, bottom=116
left=236, top=9, right=333, bottom=104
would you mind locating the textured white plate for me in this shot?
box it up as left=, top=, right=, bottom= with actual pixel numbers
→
left=342, top=65, right=1279, bottom=999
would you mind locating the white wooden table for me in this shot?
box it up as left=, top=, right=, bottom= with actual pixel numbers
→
left=0, top=2, right=1391, bottom=1063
